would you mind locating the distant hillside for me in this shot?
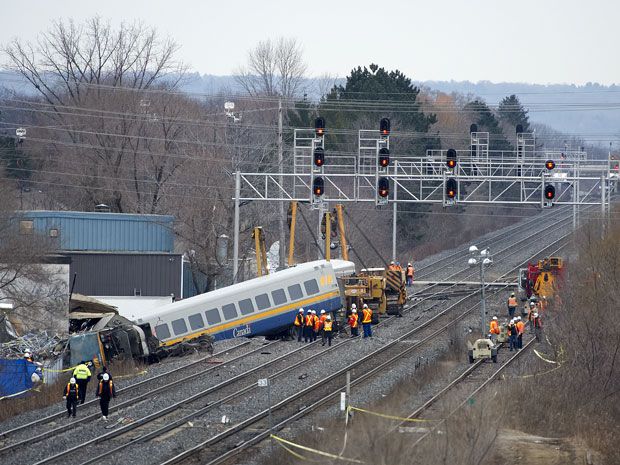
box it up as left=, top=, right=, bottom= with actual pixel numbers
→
left=2, top=70, right=618, bottom=142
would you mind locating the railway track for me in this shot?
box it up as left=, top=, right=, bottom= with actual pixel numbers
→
left=0, top=208, right=574, bottom=465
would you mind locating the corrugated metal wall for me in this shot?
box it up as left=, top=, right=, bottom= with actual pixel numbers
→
left=22, top=211, right=174, bottom=252
left=69, top=253, right=182, bottom=297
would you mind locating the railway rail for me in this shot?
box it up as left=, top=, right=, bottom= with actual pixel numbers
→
left=0, top=207, right=575, bottom=465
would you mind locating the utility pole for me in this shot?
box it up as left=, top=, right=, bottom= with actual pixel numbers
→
left=392, top=169, right=398, bottom=261
left=278, top=99, right=286, bottom=271
left=233, top=170, right=241, bottom=283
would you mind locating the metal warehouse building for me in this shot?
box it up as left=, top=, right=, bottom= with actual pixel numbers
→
left=19, top=210, right=174, bottom=252
left=68, top=252, right=182, bottom=297
left=17, top=210, right=185, bottom=298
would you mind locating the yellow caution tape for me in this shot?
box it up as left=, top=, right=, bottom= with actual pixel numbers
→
left=42, top=365, right=79, bottom=373
left=275, top=441, right=316, bottom=462
left=114, top=369, right=148, bottom=380
left=533, top=349, right=558, bottom=364
left=348, top=405, right=435, bottom=423
left=271, top=435, right=365, bottom=463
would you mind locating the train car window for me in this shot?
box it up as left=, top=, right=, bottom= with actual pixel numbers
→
left=238, top=298, right=255, bottom=315
left=287, top=283, right=303, bottom=300
left=171, top=318, right=188, bottom=336
left=271, top=288, right=287, bottom=306
left=222, top=303, right=238, bottom=320
left=155, top=323, right=171, bottom=340
left=188, top=313, right=205, bottom=331
left=255, top=293, right=271, bottom=310
left=205, top=308, right=221, bottom=325
left=303, top=279, right=320, bottom=295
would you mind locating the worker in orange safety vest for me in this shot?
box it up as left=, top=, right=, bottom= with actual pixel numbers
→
left=348, top=309, right=359, bottom=337
left=406, top=263, right=415, bottom=286
left=361, top=304, right=373, bottom=338
left=294, top=308, right=304, bottom=342
left=516, top=316, right=525, bottom=349
left=507, top=293, right=518, bottom=318
left=304, top=310, right=314, bottom=343
left=322, top=316, right=334, bottom=347
left=489, top=316, right=500, bottom=342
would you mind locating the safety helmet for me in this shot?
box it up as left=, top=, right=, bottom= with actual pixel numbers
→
left=352, top=309, right=357, bottom=313
left=70, top=377, right=76, bottom=384
left=363, top=304, right=368, bottom=308
left=390, top=260, right=395, bottom=265
left=351, top=303, right=357, bottom=309
left=326, top=316, right=331, bottom=320
left=510, top=293, right=515, bottom=297
left=510, top=319, right=515, bottom=324
left=534, top=312, right=539, bottom=317
left=102, top=373, right=110, bottom=381
left=24, top=352, right=31, bottom=359
left=320, top=309, right=325, bottom=314
left=408, top=263, right=412, bottom=266
left=298, top=309, right=303, bottom=313
left=517, top=316, right=521, bottom=320
left=492, top=316, right=497, bottom=320
left=530, top=301, right=536, bottom=306
left=311, top=310, right=316, bottom=314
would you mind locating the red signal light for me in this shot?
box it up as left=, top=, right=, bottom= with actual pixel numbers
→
left=544, top=184, right=555, bottom=200
left=446, top=178, right=457, bottom=199
left=447, top=159, right=456, bottom=169
left=378, top=177, right=389, bottom=198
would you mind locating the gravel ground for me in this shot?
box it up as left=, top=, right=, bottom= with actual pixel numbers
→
left=0, top=207, right=570, bottom=465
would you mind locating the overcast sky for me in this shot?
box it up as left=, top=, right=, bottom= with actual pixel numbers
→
left=1, top=0, right=618, bottom=85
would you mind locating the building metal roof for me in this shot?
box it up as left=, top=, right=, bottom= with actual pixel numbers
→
left=20, top=210, right=174, bottom=252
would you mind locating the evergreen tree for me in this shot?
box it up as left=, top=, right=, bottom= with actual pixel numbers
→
left=498, top=94, right=531, bottom=133
left=464, top=100, right=513, bottom=151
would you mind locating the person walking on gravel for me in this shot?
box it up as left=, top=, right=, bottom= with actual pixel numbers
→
left=532, top=313, right=543, bottom=342
left=406, top=263, right=415, bottom=286
left=294, top=309, right=304, bottom=342
left=516, top=316, right=525, bottom=349
left=96, top=373, right=116, bottom=421
left=361, top=304, right=373, bottom=338
left=322, top=316, right=334, bottom=346
left=489, top=316, right=500, bottom=343
left=72, top=361, right=92, bottom=404
left=63, top=377, right=79, bottom=418
left=507, top=293, right=518, bottom=319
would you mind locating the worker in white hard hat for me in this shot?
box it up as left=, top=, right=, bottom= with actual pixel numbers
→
left=96, top=372, right=116, bottom=420
left=361, top=303, right=373, bottom=338
left=489, top=316, right=500, bottom=342
left=406, top=262, right=415, bottom=286
left=294, top=308, right=305, bottom=342
left=348, top=308, right=359, bottom=337
left=532, top=312, right=543, bottom=342
left=323, top=315, right=334, bottom=346
left=304, top=309, right=314, bottom=343
left=515, top=316, right=525, bottom=348
left=63, top=377, right=79, bottom=418
left=311, top=310, right=319, bottom=342
left=318, top=310, right=328, bottom=344
left=507, top=319, right=518, bottom=352
left=23, top=352, right=33, bottom=363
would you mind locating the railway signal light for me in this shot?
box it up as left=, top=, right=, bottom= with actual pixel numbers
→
left=545, top=160, right=555, bottom=170
left=379, top=147, right=390, bottom=167
left=378, top=177, right=389, bottom=198
left=544, top=184, right=555, bottom=200
left=313, top=177, right=325, bottom=197
left=380, top=118, right=390, bottom=136
left=446, top=178, right=457, bottom=199
left=446, top=149, right=457, bottom=169
left=314, top=147, right=325, bottom=167
left=315, top=117, right=325, bottom=137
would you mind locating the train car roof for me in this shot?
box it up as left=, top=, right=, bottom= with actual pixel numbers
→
left=139, top=259, right=354, bottom=323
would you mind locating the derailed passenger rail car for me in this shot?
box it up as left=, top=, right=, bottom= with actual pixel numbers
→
left=139, top=259, right=354, bottom=345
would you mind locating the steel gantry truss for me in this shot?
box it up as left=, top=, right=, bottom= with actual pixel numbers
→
left=232, top=126, right=613, bottom=279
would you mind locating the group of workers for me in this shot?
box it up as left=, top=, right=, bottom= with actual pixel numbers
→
left=388, top=261, right=415, bottom=286
left=292, top=302, right=374, bottom=346
left=488, top=292, right=544, bottom=349
left=62, top=362, right=116, bottom=420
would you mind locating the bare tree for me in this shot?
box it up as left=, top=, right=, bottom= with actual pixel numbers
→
left=2, top=17, right=190, bottom=213
left=235, top=38, right=307, bottom=99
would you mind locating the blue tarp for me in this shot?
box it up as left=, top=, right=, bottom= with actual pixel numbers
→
left=0, top=359, right=38, bottom=397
